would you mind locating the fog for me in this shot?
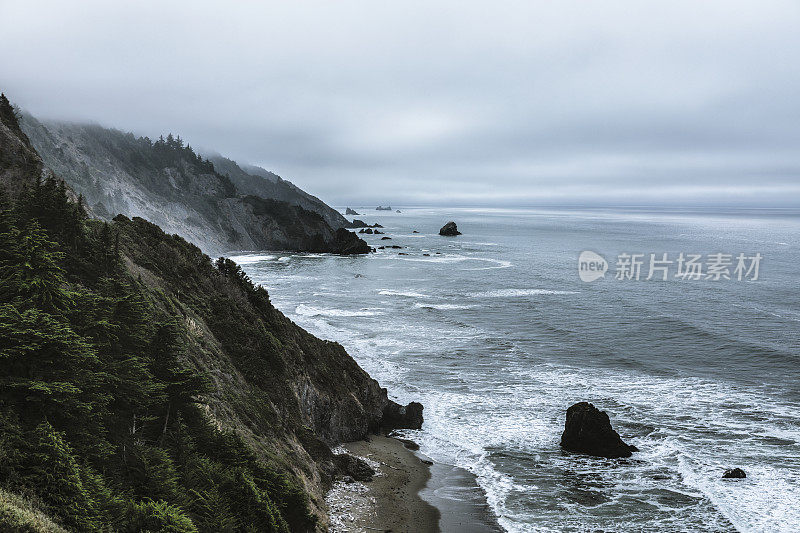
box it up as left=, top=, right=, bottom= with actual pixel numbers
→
left=2, top=0, right=799, bottom=206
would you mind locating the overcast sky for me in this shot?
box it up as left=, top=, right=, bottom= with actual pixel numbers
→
left=2, top=1, right=799, bottom=206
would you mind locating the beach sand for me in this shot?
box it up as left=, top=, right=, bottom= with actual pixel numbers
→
left=327, top=435, right=502, bottom=533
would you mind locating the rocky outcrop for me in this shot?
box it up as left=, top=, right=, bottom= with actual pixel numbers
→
left=376, top=205, right=392, bottom=211
left=332, top=228, right=371, bottom=255
left=346, top=207, right=360, bottom=215
left=560, top=402, right=636, bottom=458
left=382, top=401, right=424, bottom=430
left=723, top=468, right=746, bottom=479
left=439, top=221, right=462, bottom=236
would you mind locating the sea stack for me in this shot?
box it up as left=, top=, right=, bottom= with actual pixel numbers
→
left=723, top=468, right=746, bottom=479
left=560, top=402, right=636, bottom=458
left=346, top=207, right=360, bottom=215
left=439, top=221, right=461, bottom=236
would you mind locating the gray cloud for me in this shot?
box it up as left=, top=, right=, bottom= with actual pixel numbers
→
left=2, top=0, right=799, bottom=206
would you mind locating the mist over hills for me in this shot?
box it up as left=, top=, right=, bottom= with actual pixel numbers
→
left=20, top=114, right=363, bottom=256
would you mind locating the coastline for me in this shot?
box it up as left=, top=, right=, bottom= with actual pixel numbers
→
left=327, top=435, right=502, bottom=532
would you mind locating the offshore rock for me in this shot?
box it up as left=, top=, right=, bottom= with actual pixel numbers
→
left=560, top=402, right=636, bottom=458
left=332, top=228, right=370, bottom=255
left=439, top=221, right=461, bottom=236
left=723, top=468, right=746, bottom=479
left=346, top=207, right=360, bottom=215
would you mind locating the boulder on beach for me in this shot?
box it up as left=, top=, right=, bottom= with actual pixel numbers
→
left=346, top=207, right=360, bottom=215
left=382, top=400, right=424, bottom=430
left=439, top=221, right=461, bottom=236
left=334, top=453, right=375, bottom=482
left=723, top=468, right=746, bottom=479
left=560, top=402, right=636, bottom=458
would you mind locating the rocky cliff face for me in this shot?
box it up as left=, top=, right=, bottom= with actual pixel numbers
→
left=207, top=154, right=349, bottom=230
left=0, top=94, right=396, bottom=531
left=20, top=115, right=365, bottom=256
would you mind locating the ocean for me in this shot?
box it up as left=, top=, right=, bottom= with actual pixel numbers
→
left=231, top=207, right=800, bottom=532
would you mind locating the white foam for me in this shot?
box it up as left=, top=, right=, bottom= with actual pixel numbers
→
left=378, top=289, right=431, bottom=298
left=228, top=254, right=277, bottom=264
left=414, top=303, right=475, bottom=310
left=294, top=304, right=384, bottom=318
left=471, top=288, right=579, bottom=298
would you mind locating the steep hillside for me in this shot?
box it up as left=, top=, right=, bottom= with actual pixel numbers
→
left=20, top=115, right=366, bottom=256
left=207, top=155, right=348, bottom=230
left=0, top=94, right=413, bottom=531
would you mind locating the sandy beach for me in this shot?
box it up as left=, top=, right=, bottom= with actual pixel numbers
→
left=327, top=435, right=501, bottom=533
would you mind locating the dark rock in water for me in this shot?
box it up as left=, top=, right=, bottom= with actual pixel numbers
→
left=358, top=228, right=366, bottom=233
left=377, top=246, right=385, bottom=249
left=346, top=207, right=360, bottom=215
left=723, top=468, right=746, bottom=479
left=421, top=459, right=433, bottom=465
left=364, top=228, right=373, bottom=234
left=350, top=219, right=368, bottom=228
left=398, top=252, right=408, bottom=255
left=334, top=453, right=375, bottom=482
left=332, top=228, right=371, bottom=255
left=439, top=221, right=461, bottom=236
left=422, top=253, right=430, bottom=256
left=376, top=205, right=392, bottom=211
left=373, top=229, right=384, bottom=234
left=396, top=209, right=401, bottom=213
left=560, top=402, right=635, bottom=458
left=381, top=236, right=391, bottom=240
left=382, top=401, right=424, bottom=430
left=412, top=230, right=419, bottom=233
left=370, top=223, right=384, bottom=228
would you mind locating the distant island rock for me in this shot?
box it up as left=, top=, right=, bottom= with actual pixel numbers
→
left=396, top=209, right=401, bottom=213
left=376, top=205, right=392, bottom=211
left=560, top=402, right=637, bottom=458
left=439, top=221, right=462, bottom=236
left=346, top=207, right=360, bottom=215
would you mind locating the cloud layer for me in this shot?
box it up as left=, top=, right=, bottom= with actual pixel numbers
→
left=2, top=1, right=799, bottom=206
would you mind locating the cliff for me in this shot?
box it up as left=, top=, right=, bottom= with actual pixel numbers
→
left=0, top=93, right=400, bottom=531
left=19, top=114, right=366, bottom=256
left=207, top=154, right=349, bottom=230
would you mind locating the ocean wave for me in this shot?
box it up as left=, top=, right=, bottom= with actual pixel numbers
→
left=378, top=289, right=431, bottom=298
left=228, top=254, right=277, bottom=264
left=471, top=288, right=579, bottom=298
left=414, top=303, right=476, bottom=310
left=294, top=304, right=384, bottom=318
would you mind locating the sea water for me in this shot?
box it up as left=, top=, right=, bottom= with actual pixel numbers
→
left=232, top=207, right=800, bottom=532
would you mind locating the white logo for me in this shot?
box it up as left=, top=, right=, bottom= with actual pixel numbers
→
left=578, top=251, right=608, bottom=282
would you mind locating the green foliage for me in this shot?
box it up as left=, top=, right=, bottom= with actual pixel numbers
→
left=0, top=153, right=314, bottom=531
left=124, top=499, right=197, bottom=533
